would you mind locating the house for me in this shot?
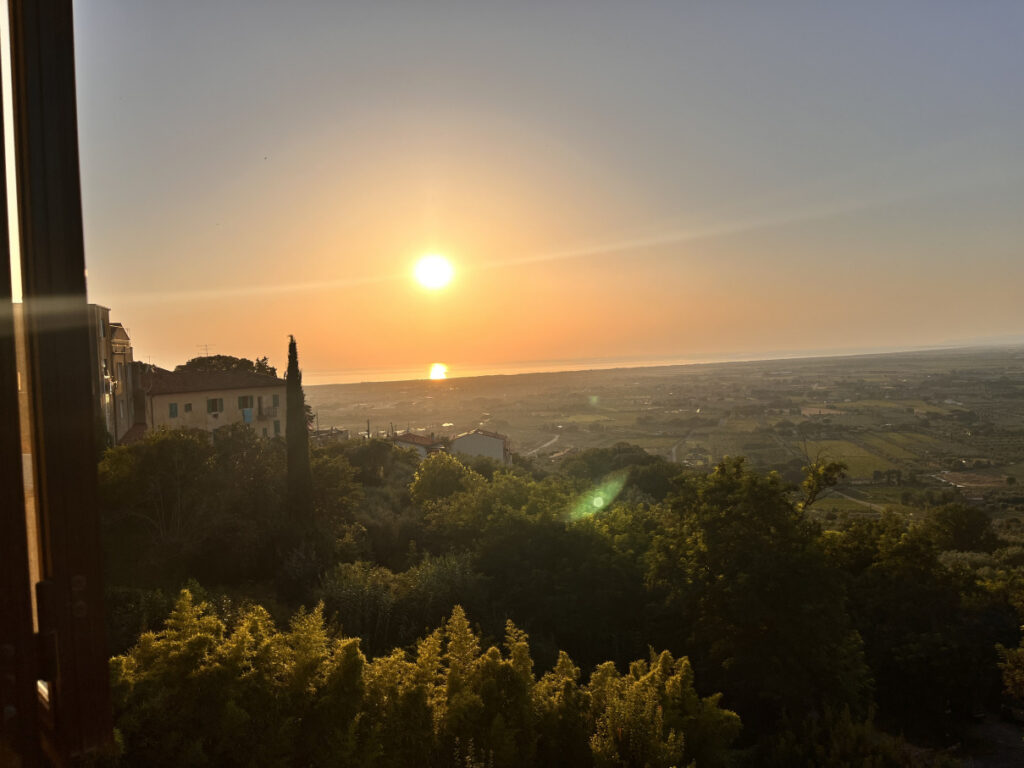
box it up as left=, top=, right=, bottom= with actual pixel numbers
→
left=140, top=367, right=287, bottom=438
left=451, top=429, right=511, bottom=465
left=86, top=304, right=136, bottom=442
left=391, top=431, right=446, bottom=459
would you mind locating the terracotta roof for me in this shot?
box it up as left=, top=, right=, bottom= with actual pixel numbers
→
left=142, top=367, right=285, bottom=396
left=393, top=432, right=445, bottom=447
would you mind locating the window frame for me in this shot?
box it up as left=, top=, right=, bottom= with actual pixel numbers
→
left=1, top=1, right=114, bottom=761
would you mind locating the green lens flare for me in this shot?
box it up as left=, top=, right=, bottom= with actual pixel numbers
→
left=569, top=469, right=628, bottom=521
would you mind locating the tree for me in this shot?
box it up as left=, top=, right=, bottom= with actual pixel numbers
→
left=98, top=428, right=215, bottom=550
left=647, top=458, right=870, bottom=735
left=998, top=629, right=1024, bottom=701
left=310, top=445, right=364, bottom=538
left=829, top=516, right=1018, bottom=735
left=410, top=451, right=482, bottom=507
left=254, top=355, right=277, bottom=377
left=111, top=596, right=741, bottom=768
left=921, top=503, right=997, bottom=552
left=799, top=456, right=847, bottom=510
left=174, top=353, right=277, bottom=377
left=286, top=335, right=313, bottom=525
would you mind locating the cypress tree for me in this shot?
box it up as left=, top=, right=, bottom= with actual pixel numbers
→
left=285, top=334, right=313, bottom=524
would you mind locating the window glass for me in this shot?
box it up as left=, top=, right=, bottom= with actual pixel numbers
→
left=33, top=4, right=1024, bottom=767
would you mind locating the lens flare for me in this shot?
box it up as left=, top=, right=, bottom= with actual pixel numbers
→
left=429, top=363, right=448, bottom=380
left=568, top=469, right=629, bottom=521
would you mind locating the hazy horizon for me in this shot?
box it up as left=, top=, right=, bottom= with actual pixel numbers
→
left=63, top=1, right=1024, bottom=382
left=306, top=336, right=1024, bottom=387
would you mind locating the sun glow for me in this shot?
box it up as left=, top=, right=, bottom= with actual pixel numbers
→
left=414, top=254, right=454, bottom=289
left=429, top=363, right=448, bottom=380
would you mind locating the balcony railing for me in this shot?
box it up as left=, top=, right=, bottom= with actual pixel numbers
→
left=258, top=405, right=278, bottom=419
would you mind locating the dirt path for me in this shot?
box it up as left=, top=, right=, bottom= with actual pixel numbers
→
left=832, top=490, right=886, bottom=512
left=525, top=433, right=560, bottom=456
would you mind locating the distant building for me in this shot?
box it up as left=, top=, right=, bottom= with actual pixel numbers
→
left=391, top=431, right=446, bottom=459
left=86, top=304, right=136, bottom=442
left=140, top=367, right=287, bottom=438
left=311, top=426, right=349, bottom=447
left=451, top=429, right=511, bottom=465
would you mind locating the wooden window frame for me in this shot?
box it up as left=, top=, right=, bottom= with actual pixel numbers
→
left=0, top=1, right=113, bottom=764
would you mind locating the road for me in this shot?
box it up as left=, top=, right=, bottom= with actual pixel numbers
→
left=525, top=434, right=560, bottom=456
left=832, top=490, right=885, bottom=513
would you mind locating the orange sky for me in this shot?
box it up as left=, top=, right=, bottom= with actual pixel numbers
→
left=67, top=2, right=1024, bottom=384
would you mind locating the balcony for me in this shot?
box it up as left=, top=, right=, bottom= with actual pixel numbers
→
left=258, top=405, right=278, bottom=420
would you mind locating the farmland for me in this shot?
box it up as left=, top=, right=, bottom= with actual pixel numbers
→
left=307, top=345, right=1024, bottom=516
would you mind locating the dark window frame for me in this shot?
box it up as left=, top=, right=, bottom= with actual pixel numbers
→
left=1, top=1, right=114, bottom=763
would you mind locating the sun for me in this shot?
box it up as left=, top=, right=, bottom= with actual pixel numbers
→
left=429, top=363, right=448, bottom=380
left=414, top=254, right=454, bottom=289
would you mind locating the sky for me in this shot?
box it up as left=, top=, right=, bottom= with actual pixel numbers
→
left=67, top=1, right=1024, bottom=384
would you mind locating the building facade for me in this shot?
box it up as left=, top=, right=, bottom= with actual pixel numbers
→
left=86, top=304, right=135, bottom=442
left=450, top=429, right=511, bottom=465
left=141, top=368, right=288, bottom=438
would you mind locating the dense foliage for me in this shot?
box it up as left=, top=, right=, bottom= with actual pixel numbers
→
left=111, top=594, right=740, bottom=768
left=99, top=436, right=1024, bottom=765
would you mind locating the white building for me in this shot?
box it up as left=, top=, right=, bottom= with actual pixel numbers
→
left=451, top=429, right=511, bottom=465
left=140, top=367, right=287, bottom=438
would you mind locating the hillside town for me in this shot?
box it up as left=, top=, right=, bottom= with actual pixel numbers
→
left=73, top=303, right=510, bottom=466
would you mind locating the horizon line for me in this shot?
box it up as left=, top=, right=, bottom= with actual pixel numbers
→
left=305, top=339, right=1024, bottom=388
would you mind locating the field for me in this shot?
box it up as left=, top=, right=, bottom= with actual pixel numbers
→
left=307, top=345, right=1024, bottom=513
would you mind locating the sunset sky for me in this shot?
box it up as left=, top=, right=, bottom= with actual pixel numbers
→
left=71, top=1, right=1024, bottom=384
